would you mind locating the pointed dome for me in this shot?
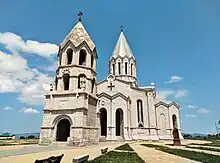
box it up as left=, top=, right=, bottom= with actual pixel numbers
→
left=60, top=21, right=95, bottom=51
left=112, top=31, right=135, bottom=59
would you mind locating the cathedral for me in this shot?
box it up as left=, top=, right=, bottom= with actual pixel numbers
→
left=39, top=15, right=183, bottom=146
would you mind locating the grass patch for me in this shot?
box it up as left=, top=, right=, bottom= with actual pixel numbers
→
left=87, top=151, right=144, bottom=163
left=115, top=143, right=134, bottom=151
left=0, top=139, right=38, bottom=146
left=141, top=144, right=220, bottom=163
left=190, top=141, right=220, bottom=147
left=186, top=146, right=220, bottom=152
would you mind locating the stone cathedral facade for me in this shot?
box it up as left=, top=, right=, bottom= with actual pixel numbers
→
left=39, top=18, right=183, bottom=146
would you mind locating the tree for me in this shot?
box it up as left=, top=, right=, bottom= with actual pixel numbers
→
left=20, top=136, right=25, bottom=139
left=27, top=135, right=35, bottom=139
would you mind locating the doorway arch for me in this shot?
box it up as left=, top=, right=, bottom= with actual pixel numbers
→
left=116, top=108, right=124, bottom=137
left=56, top=119, right=71, bottom=141
left=100, top=108, right=107, bottom=136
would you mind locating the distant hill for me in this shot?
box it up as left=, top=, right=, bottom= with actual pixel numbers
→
left=182, top=133, right=207, bottom=137
left=14, top=132, right=40, bottom=139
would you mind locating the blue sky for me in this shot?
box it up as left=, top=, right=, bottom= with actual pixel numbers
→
left=0, top=0, right=220, bottom=134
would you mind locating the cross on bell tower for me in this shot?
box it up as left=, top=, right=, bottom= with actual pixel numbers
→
left=120, top=25, right=124, bottom=32
left=78, top=12, right=83, bottom=22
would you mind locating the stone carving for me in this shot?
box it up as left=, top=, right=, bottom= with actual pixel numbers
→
left=79, top=76, right=86, bottom=91
left=62, top=68, right=70, bottom=75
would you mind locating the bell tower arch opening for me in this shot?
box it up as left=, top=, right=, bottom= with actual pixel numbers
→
left=79, top=49, right=87, bottom=66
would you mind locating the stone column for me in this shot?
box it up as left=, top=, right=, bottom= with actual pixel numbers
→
left=147, top=91, right=159, bottom=140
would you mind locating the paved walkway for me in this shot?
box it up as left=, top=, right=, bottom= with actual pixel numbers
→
left=0, top=142, right=123, bottom=163
left=130, top=143, right=200, bottom=163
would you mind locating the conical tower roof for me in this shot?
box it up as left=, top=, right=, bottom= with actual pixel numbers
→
left=112, top=31, right=135, bottom=59
left=60, top=21, right=95, bottom=51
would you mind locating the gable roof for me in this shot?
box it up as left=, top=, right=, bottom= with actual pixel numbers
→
left=155, top=101, right=180, bottom=109
left=60, top=21, right=96, bottom=51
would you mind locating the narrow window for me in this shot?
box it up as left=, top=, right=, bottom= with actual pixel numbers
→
left=63, top=74, right=70, bottom=90
left=137, top=99, right=144, bottom=127
left=125, top=62, right=128, bottom=75
left=91, top=54, right=94, bottom=68
left=137, top=101, right=140, bottom=123
left=59, top=55, right=62, bottom=65
left=131, top=63, right=133, bottom=75
left=67, top=49, right=73, bottom=65
left=118, top=62, right=121, bottom=75
left=79, top=50, right=86, bottom=66
left=91, top=78, right=95, bottom=93
left=112, top=64, right=115, bottom=75
left=55, top=77, right=58, bottom=90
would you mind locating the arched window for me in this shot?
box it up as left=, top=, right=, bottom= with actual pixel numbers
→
left=78, top=74, right=86, bottom=89
left=112, top=64, right=115, bottom=75
left=125, top=62, right=128, bottom=75
left=66, top=49, right=73, bottom=65
left=79, top=50, right=86, bottom=66
left=63, top=74, right=70, bottom=90
left=91, top=54, right=94, bottom=68
left=91, top=78, right=95, bottom=93
left=118, top=62, right=121, bottom=75
left=131, top=63, right=133, bottom=75
left=55, top=77, right=58, bottom=90
left=137, top=99, right=144, bottom=127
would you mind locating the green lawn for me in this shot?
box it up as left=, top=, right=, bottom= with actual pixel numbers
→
left=115, top=143, right=134, bottom=151
left=87, top=151, right=144, bottom=163
left=0, top=139, right=39, bottom=146
left=141, top=144, right=220, bottom=163
left=186, top=146, right=220, bottom=152
left=190, top=141, right=220, bottom=147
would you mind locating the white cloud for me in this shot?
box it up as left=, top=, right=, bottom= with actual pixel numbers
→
left=0, top=32, right=58, bottom=58
left=19, top=108, right=40, bottom=114
left=18, top=72, right=53, bottom=105
left=174, top=90, right=188, bottom=99
left=0, top=50, right=53, bottom=105
left=165, top=76, right=184, bottom=84
left=3, top=106, right=14, bottom=110
left=185, top=114, right=197, bottom=118
left=187, top=105, right=198, bottom=109
left=197, top=108, right=210, bottom=114
left=157, top=90, right=174, bottom=103
left=157, top=89, right=188, bottom=103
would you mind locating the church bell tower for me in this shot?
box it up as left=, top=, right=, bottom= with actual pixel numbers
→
left=39, top=12, right=99, bottom=146
left=109, top=27, right=137, bottom=86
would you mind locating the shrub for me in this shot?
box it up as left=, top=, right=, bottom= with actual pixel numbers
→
left=27, top=135, right=35, bottom=139
left=20, top=136, right=25, bottom=139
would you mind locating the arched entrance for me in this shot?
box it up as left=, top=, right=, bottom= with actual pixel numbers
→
left=116, top=108, right=123, bottom=137
left=100, top=108, right=107, bottom=136
left=56, top=119, right=70, bottom=141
